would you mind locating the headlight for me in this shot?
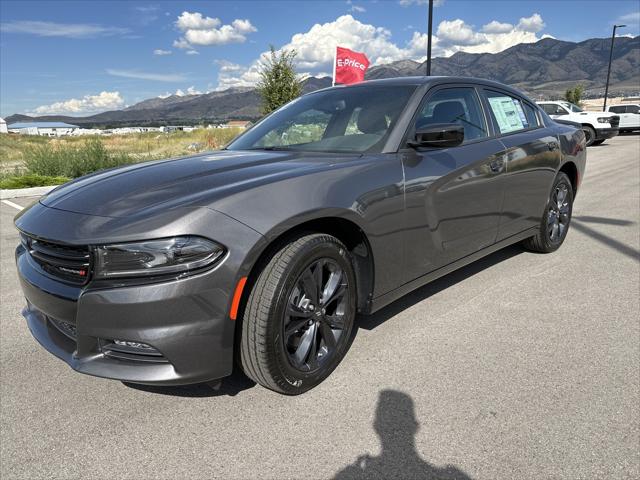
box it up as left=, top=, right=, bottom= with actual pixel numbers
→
left=94, top=236, right=225, bottom=279
left=597, top=117, right=611, bottom=124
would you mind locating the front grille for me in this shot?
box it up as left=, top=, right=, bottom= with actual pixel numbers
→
left=23, top=234, right=91, bottom=285
left=609, top=115, right=620, bottom=128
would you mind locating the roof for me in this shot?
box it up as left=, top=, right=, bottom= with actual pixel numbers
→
left=8, top=122, right=79, bottom=129
left=317, top=76, right=530, bottom=98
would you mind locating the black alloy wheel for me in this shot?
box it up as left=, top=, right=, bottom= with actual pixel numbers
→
left=547, top=182, right=571, bottom=244
left=240, top=233, right=356, bottom=394
left=523, top=172, right=574, bottom=253
left=283, top=258, right=349, bottom=372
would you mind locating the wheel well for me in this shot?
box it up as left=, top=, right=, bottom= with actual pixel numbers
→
left=245, top=217, right=375, bottom=314
left=559, top=161, right=578, bottom=196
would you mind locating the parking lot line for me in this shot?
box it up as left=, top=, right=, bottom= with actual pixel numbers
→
left=1, top=199, right=24, bottom=211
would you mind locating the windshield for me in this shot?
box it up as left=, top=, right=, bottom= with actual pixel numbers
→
left=566, top=102, right=583, bottom=112
left=227, top=85, right=417, bottom=153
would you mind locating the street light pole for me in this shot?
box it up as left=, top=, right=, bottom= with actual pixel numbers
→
left=426, top=0, right=433, bottom=76
left=603, top=24, right=625, bottom=112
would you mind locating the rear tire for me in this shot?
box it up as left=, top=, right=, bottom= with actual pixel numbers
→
left=523, top=172, right=574, bottom=253
left=240, top=233, right=357, bottom=395
left=582, top=125, right=596, bottom=146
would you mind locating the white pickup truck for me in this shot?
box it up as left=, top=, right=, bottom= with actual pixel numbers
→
left=537, top=101, right=620, bottom=146
left=605, top=104, right=640, bottom=133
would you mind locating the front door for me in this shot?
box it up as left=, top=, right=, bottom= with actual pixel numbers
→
left=401, top=86, right=507, bottom=281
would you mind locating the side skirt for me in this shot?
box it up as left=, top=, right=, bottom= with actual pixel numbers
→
left=367, top=227, right=538, bottom=314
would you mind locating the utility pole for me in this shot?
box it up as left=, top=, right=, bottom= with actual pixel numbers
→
left=603, top=24, right=625, bottom=112
left=426, top=0, right=433, bottom=76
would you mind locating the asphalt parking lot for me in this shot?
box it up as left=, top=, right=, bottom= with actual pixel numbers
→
left=1, top=134, right=639, bottom=480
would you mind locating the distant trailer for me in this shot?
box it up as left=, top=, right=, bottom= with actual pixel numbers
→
left=7, top=121, right=79, bottom=136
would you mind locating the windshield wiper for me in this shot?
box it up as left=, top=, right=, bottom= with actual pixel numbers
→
left=246, top=146, right=293, bottom=151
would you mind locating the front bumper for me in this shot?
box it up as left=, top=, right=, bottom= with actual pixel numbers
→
left=14, top=203, right=265, bottom=386
left=595, top=127, right=619, bottom=140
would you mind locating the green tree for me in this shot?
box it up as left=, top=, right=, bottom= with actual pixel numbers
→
left=564, top=84, right=585, bottom=106
left=257, top=46, right=302, bottom=115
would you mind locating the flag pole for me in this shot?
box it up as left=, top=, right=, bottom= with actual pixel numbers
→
left=332, top=47, right=337, bottom=86
left=426, top=0, right=433, bottom=76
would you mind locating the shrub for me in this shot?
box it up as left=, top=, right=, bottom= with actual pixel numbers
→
left=0, top=173, right=69, bottom=189
left=23, top=138, right=137, bottom=178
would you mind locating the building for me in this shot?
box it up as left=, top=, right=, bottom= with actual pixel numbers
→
left=223, top=120, right=253, bottom=129
left=0, top=117, right=7, bottom=134
left=7, top=121, right=79, bottom=136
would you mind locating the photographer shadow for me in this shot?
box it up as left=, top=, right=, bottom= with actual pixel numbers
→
left=334, top=390, right=473, bottom=480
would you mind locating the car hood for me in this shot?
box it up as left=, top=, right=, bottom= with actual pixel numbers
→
left=567, top=111, right=617, bottom=120
left=41, top=150, right=355, bottom=218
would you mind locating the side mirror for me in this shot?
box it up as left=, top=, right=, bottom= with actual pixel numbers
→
left=409, top=123, right=464, bottom=148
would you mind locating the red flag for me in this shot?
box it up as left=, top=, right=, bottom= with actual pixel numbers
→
left=333, top=46, right=370, bottom=85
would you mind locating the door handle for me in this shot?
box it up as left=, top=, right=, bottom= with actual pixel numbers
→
left=548, top=141, right=559, bottom=151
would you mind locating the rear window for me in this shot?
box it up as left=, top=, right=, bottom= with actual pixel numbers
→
left=485, top=91, right=533, bottom=134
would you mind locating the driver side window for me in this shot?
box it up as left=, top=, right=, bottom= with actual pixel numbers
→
left=414, top=87, right=488, bottom=142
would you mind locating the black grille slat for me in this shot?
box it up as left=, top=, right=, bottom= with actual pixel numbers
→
left=610, top=116, right=620, bottom=128
left=30, top=250, right=90, bottom=269
left=24, top=235, right=91, bottom=285
left=31, top=240, right=90, bottom=261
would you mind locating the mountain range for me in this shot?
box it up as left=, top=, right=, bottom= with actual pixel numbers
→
left=6, top=35, right=639, bottom=128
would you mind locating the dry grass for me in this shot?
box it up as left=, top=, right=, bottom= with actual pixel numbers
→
left=0, top=128, right=243, bottom=172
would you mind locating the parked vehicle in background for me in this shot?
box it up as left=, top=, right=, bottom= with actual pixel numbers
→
left=605, top=104, right=640, bottom=132
left=14, top=77, right=586, bottom=395
left=537, top=100, right=619, bottom=146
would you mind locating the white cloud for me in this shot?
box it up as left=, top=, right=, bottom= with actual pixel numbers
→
left=186, top=50, right=200, bottom=55
left=135, top=5, right=159, bottom=26
left=482, top=20, right=514, bottom=34
left=173, top=37, right=191, bottom=49
left=213, top=13, right=547, bottom=89
left=28, top=91, right=124, bottom=115
left=619, top=11, right=640, bottom=24
left=160, top=86, right=202, bottom=98
left=0, top=20, right=128, bottom=38
left=437, top=19, right=485, bottom=46
left=176, top=11, right=221, bottom=30
left=106, top=69, right=187, bottom=82
left=346, top=0, right=366, bottom=12
left=153, top=49, right=172, bottom=56
left=173, top=11, right=257, bottom=48
left=517, top=13, right=545, bottom=33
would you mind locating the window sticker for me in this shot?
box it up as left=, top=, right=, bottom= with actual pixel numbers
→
left=488, top=96, right=527, bottom=133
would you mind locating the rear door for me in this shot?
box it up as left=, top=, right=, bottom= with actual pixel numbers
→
left=401, top=85, right=508, bottom=280
left=482, top=89, right=561, bottom=240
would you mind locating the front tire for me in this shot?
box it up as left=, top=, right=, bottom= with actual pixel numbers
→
left=582, top=125, right=596, bottom=146
left=591, top=139, right=605, bottom=146
left=523, top=172, right=574, bottom=253
left=240, top=233, right=357, bottom=395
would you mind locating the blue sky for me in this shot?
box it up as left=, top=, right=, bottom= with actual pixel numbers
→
left=1, top=0, right=638, bottom=117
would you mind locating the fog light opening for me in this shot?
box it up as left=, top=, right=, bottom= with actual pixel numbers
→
left=113, top=339, right=155, bottom=351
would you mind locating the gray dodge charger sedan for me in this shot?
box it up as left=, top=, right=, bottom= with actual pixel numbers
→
left=14, top=77, right=586, bottom=395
